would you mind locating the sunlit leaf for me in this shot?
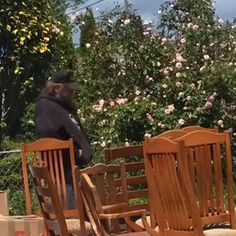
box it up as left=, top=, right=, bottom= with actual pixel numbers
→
left=6, top=24, right=11, bottom=31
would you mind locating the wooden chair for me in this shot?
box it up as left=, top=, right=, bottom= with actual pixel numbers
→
left=29, top=165, right=91, bottom=236
left=174, top=131, right=236, bottom=229
left=143, top=136, right=236, bottom=236
left=21, top=138, right=78, bottom=218
left=74, top=164, right=148, bottom=235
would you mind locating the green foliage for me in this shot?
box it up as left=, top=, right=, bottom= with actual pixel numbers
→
left=0, top=154, right=25, bottom=215
left=0, top=152, right=39, bottom=215
left=74, top=1, right=236, bottom=151
left=0, top=0, right=76, bottom=142
left=76, top=8, right=97, bottom=55
left=158, top=0, right=215, bottom=36
left=19, top=103, right=36, bottom=139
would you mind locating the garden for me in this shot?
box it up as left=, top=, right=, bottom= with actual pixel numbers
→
left=1, top=0, right=236, bottom=215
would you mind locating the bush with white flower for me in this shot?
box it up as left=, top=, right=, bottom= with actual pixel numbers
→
left=75, top=1, right=236, bottom=147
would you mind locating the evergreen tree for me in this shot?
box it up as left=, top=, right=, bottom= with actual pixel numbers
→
left=77, top=8, right=97, bottom=55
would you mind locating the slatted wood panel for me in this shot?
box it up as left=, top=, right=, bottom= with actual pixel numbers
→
left=143, top=136, right=204, bottom=236
left=21, top=138, right=77, bottom=218
left=29, top=165, right=71, bottom=236
left=80, top=163, right=126, bottom=233
left=104, top=145, right=148, bottom=212
left=174, top=131, right=236, bottom=228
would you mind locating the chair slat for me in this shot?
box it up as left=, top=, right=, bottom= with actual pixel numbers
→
left=59, top=150, right=68, bottom=209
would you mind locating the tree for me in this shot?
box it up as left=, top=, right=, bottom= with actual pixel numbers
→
left=75, top=8, right=97, bottom=55
left=0, top=0, right=76, bottom=143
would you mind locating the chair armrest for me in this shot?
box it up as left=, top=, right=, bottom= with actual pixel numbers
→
left=99, top=209, right=147, bottom=220
left=142, top=212, right=159, bottom=235
left=100, top=209, right=148, bottom=232
left=102, top=203, right=127, bottom=212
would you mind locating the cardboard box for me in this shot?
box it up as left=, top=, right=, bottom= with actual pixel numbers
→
left=0, top=191, right=9, bottom=215
left=0, top=215, right=46, bottom=236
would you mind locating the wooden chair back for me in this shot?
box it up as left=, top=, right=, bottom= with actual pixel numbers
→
left=75, top=167, right=104, bottom=236
left=181, top=125, right=218, bottom=133
left=76, top=164, right=146, bottom=235
left=21, top=138, right=77, bottom=218
left=80, top=163, right=128, bottom=234
left=174, top=131, right=236, bottom=228
left=104, top=145, right=148, bottom=212
left=143, top=136, right=204, bottom=235
left=29, top=165, right=71, bottom=236
left=158, top=129, right=187, bottom=138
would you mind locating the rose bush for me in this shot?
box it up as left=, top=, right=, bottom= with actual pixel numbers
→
left=75, top=1, right=236, bottom=149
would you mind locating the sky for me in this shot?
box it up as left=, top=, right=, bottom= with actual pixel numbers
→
left=70, top=0, right=236, bottom=45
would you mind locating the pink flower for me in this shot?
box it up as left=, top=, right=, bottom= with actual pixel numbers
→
left=176, top=81, right=181, bottom=87
left=168, top=104, right=175, bottom=112
left=208, top=96, right=215, bottom=102
left=218, top=119, right=224, bottom=128
left=163, top=69, right=169, bottom=76
left=164, top=109, right=171, bottom=115
left=146, top=113, right=154, bottom=123
left=125, top=141, right=130, bottom=147
left=85, top=43, right=91, bottom=48
left=110, top=101, right=115, bottom=107
left=100, top=141, right=106, bottom=147
left=144, top=133, right=151, bottom=138
left=116, top=98, right=127, bottom=105
left=99, top=99, right=105, bottom=107
left=93, top=105, right=102, bottom=112
left=161, top=37, right=167, bottom=44
left=146, top=75, right=154, bottom=82
left=176, top=72, right=181, bottom=78
left=176, top=53, right=185, bottom=62
left=178, top=119, right=185, bottom=126
left=186, top=96, right=191, bottom=101
left=187, top=23, right=193, bottom=28
left=180, top=38, right=186, bottom=44
left=205, top=101, right=213, bottom=109
left=175, top=62, right=183, bottom=69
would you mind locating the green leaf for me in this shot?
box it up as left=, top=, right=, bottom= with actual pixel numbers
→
left=6, top=24, right=11, bottom=31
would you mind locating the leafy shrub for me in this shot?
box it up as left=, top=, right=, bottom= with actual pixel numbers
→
left=76, top=2, right=236, bottom=152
